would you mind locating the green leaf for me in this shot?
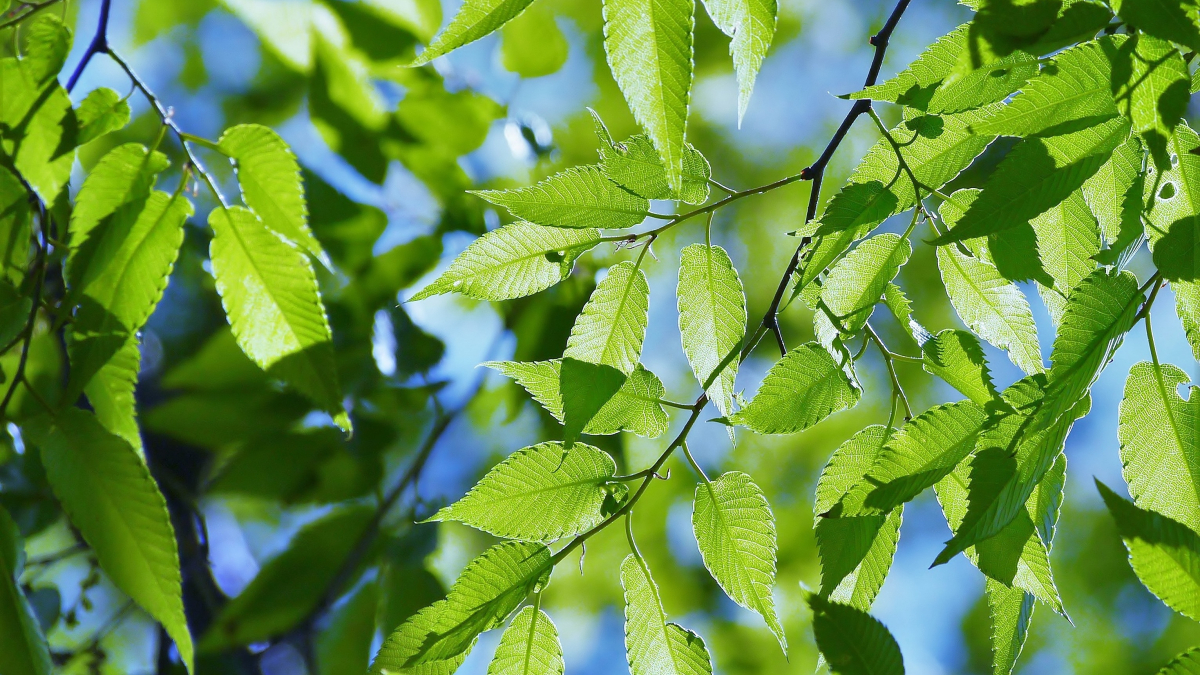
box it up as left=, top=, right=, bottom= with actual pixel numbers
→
left=0, top=280, right=29, bottom=349
left=68, top=143, right=170, bottom=252
left=985, top=579, right=1035, bottom=675
left=820, top=233, right=912, bottom=334
left=935, top=201, right=1043, bottom=375
left=373, top=542, right=552, bottom=673
left=1030, top=189, right=1101, bottom=326
left=816, top=106, right=999, bottom=238
left=677, top=244, right=746, bottom=418
left=621, top=554, right=713, bottom=675
left=487, top=606, right=565, bottom=675
left=564, top=261, right=650, bottom=375
left=700, top=0, right=776, bottom=121
left=1175, top=280, right=1200, bottom=361
left=1112, top=35, right=1190, bottom=165
left=427, top=441, right=627, bottom=542
left=1081, top=133, right=1143, bottom=245
left=593, top=113, right=711, bottom=204
left=31, top=408, right=193, bottom=672
left=0, top=505, right=52, bottom=675
left=472, top=166, right=650, bottom=229
left=410, top=222, right=600, bottom=301
left=1098, top=480, right=1200, bottom=621
left=922, top=329, right=1002, bottom=408
left=411, top=0, right=535, bottom=66
left=807, top=594, right=905, bottom=675
left=208, top=206, right=347, bottom=427
left=728, top=343, right=860, bottom=434
left=500, top=4, right=568, bottom=78
left=935, top=271, right=1140, bottom=565
left=369, top=600, right=472, bottom=675
left=219, top=124, right=329, bottom=266
left=75, top=87, right=131, bottom=146
left=602, top=0, right=695, bottom=191
left=1159, top=647, right=1200, bottom=674
left=1143, top=123, right=1200, bottom=250
left=0, top=16, right=76, bottom=203
left=692, top=471, right=785, bottom=651
left=846, top=24, right=1037, bottom=114
left=814, top=427, right=902, bottom=611
left=486, top=360, right=669, bottom=437
left=67, top=189, right=192, bottom=409
left=1040, top=268, right=1142, bottom=425
left=837, top=401, right=988, bottom=517
left=930, top=116, right=1132, bottom=244
left=1111, top=0, right=1200, bottom=53
left=936, top=453, right=1065, bottom=612
left=970, top=37, right=1122, bottom=138
left=84, top=338, right=143, bottom=451
left=1119, top=361, right=1200, bottom=534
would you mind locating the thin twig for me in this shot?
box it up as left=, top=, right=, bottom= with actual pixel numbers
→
left=0, top=196, right=48, bottom=420
left=549, top=0, right=914, bottom=573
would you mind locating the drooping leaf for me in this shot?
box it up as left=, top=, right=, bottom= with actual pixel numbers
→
left=621, top=554, right=713, bottom=675
left=473, top=166, right=650, bottom=230
left=411, top=222, right=601, bottom=301
left=0, top=505, right=52, bottom=675
left=487, top=606, right=565, bottom=675
left=677, top=244, right=746, bottom=419
left=1081, top=134, right=1143, bottom=245
left=820, top=234, right=912, bottom=335
left=700, top=0, right=776, bottom=121
left=921, top=329, right=1002, bottom=408
left=814, top=427, right=902, bottom=611
left=75, top=87, right=131, bottom=146
left=837, top=401, right=988, bottom=517
left=971, top=37, right=1122, bottom=138
left=219, top=124, right=328, bottom=265
left=692, top=471, right=785, bottom=651
left=1098, top=480, right=1200, bottom=622
left=807, top=594, right=905, bottom=675
left=1030, top=189, right=1101, bottom=325
left=602, top=0, right=695, bottom=191
left=593, top=112, right=711, bottom=204
left=67, top=189, right=192, bottom=407
left=728, top=343, right=860, bottom=434
left=30, top=409, right=193, bottom=672
left=1119, top=361, right=1200, bottom=534
left=427, top=442, right=627, bottom=542
left=985, top=579, right=1035, bottom=675
left=411, top=0, right=536, bottom=66
left=486, top=360, right=668, bottom=437
left=208, top=206, right=347, bottom=427
left=936, top=198, right=1043, bottom=375
left=931, top=116, right=1132, bottom=244
left=564, top=261, right=650, bottom=375
left=934, top=271, right=1140, bottom=564
left=936, top=452, right=1065, bottom=612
